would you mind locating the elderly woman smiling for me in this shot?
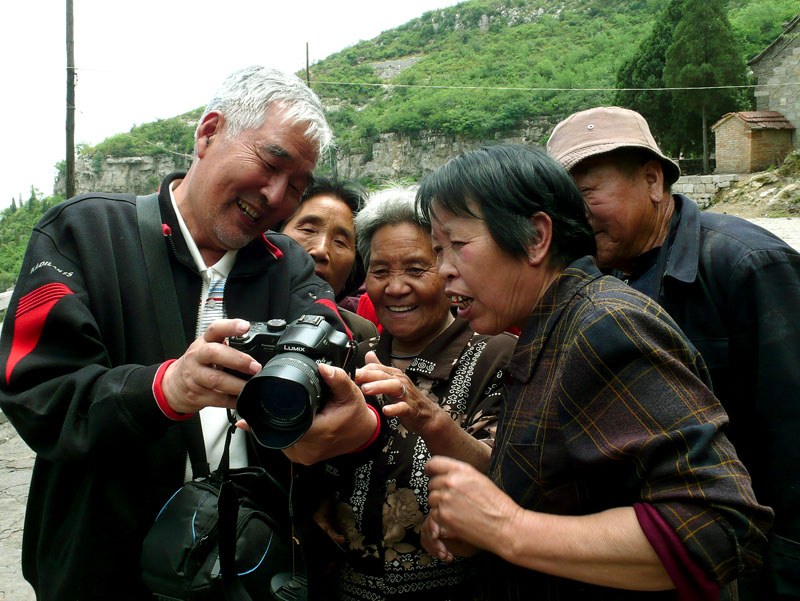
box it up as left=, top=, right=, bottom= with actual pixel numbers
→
left=411, top=145, right=772, bottom=601
left=318, top=186, right=518, bottom=601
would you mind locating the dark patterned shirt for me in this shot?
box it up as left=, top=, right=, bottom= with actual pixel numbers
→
left=326, top=317, right=517, bottom=600
left=484, top=256, right=772, bottom=601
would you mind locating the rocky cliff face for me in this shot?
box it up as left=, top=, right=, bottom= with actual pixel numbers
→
left=336, top=118, right=554, bottom=180
left=58, top=120, right=555, bottom=195
left=55, top=153, right=192, bottom=196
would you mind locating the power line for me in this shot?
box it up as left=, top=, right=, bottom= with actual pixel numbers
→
left=312, top=80, right=800, bottom=92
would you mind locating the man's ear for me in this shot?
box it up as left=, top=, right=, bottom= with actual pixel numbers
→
left=643, top=159, right=666, bottom=204
left=527, top=212, right=553, bottom=266
left=195, top=111, right=224, bottom=159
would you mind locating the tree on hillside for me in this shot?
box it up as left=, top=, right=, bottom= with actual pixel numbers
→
left=615, top=0, right=701, bottom=158
left=664, top=0, right=749, bottom=173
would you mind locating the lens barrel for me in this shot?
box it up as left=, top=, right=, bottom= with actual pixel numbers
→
left=237, top=352, right=322, bottom=449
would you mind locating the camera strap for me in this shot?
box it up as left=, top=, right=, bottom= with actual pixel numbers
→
left=135, top=193, right=208, bottom=478
left=137, top=194, right=254, bottom=600
left=135, top=193, right=186, bottom=359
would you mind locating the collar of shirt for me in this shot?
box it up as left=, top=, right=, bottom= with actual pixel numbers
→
left=661, top=194, right=701, bottom=285
left=168, top=181, right=238, bottom=280
left=508, top=255, right=602, bottom=384
left=373, top=316, right=476, bottom=380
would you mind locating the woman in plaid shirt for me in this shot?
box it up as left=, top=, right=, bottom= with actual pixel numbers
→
left=413, top=144, right=773, bottom=601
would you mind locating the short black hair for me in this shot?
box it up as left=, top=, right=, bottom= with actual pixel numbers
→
left=298, top=174, right=365, bottom=216
left=284, top=175, right=368, bottom=300
left=417, top=145, right=596, bottom=268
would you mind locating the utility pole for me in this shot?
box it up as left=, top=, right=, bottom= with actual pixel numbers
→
left=66, top=0, right=75, bottom=199
left=306, top=42, right=311, bottom=87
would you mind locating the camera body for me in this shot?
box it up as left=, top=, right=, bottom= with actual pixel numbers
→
left=230, top=315, right=357, bottom=449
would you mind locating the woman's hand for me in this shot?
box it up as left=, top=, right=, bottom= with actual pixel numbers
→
left=425, top=455, right=523, bottom=558
left=420, top=513, right=479, bottom=562
left=356, top=351, right=448, bottom=437
left=314, top=498, right=346, bottom=546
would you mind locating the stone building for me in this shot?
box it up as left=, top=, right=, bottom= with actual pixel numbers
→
left=749, top=14, right=800, bottom=145
left=712, top=111, right=795, bottom=173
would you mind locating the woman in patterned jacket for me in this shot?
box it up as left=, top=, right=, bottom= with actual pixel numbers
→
left=320, top=186, right=517, bottom=601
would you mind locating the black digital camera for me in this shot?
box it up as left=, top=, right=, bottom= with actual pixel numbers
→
left=229, top=315, right=357, bottom=449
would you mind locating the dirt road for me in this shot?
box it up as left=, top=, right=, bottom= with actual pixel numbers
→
left=749, top=218, right=800, bottom=250
left=0, top=413, right=35, bottom=601
left=1, top=215, right=799, bottom=599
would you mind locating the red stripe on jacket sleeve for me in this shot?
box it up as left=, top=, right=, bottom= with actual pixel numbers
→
left=260, top=235, right=284, bottom=260
left=6, top=283, right=74, bottom=384
left=314, top=299, right=353, bottom=341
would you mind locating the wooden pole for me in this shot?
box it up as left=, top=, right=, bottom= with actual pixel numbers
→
left=66, top=0, right=75, bottom=199
left=306, top=42, right=311, bottom=87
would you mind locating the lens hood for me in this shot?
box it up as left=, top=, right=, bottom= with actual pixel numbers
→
left=237, top=352, right=322, bottom=449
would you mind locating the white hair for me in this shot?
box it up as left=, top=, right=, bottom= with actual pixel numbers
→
left=354, top=185, right=421, bottom=267
left=197, top=65, right=333, bottom=156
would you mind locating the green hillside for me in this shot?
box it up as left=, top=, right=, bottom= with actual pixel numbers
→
left=7, top=0, right=798, bottom=297
left=71, top=0, right=796, bottom=164
left=309, top=0, right=797, bottom=154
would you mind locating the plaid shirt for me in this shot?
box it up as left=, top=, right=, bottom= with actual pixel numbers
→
left=484, top=256, right=772, bottom=600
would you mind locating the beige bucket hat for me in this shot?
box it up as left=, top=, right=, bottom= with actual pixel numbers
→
left=546, top=106, right=681, bottom=185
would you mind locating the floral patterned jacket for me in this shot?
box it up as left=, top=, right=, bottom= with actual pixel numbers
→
left=324, top=317, right=517, bottom=601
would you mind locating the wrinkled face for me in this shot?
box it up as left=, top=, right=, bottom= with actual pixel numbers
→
left=366, top=222, right=452, bottom=345
left=182, top=107, right=318, bottom=256
left=570, top=156, right=653, bottom=270
left=431, top=204, right=533, bottom=335
left=282, top=194, right=357, bottom=295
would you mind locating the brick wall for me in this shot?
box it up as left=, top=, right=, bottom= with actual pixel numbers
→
left=715, top=118, right=751, bottom=173
left=672, top=174, right=742, bottom=209
left=750, top=129, right=795, bottom=171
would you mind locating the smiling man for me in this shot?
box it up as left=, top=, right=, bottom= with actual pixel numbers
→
left=548, top=106, right=800, bottom=600
left=0, top=66, right=368, bottom=601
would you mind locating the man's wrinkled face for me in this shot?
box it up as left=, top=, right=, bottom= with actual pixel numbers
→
left=570, top=156, right=654, bottom=270
left=185, top=107, right=318, bottom=256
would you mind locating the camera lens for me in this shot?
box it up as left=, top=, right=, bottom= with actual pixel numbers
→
left=236, top=353, right=322, bottom=449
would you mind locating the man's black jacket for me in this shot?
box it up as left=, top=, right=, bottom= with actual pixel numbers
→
left=0, top=172, right=346, bottom=600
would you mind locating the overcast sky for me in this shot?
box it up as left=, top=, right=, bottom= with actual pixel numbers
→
left=1, top=0, right=461, bottom=208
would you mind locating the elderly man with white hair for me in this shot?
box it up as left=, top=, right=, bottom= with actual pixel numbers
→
left=0, top=66, right=361, bottom=601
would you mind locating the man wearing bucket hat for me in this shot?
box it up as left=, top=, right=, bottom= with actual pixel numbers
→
left=548, top=106, right=800, bottom=600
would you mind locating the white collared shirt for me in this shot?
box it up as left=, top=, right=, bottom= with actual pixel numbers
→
left=169, top=182, right=248, bottom=480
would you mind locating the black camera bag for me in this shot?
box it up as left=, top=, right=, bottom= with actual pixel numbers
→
left=140, top=419, right=294, bottom=601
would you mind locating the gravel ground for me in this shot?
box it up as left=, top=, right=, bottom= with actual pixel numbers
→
left=0, top=413, right=35, bottom=601
left=1, top=216, right=799, bottom=599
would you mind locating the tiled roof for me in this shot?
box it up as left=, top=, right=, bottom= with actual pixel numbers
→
left=712, top=111, right=796, bottom=130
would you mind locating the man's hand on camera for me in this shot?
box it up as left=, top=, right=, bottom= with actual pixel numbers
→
left=282, top=363, right=378, bottom=465
left=161, top=319, right=262, bottom=415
